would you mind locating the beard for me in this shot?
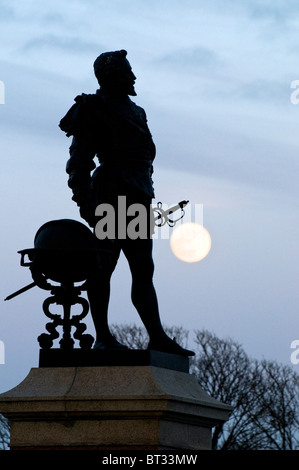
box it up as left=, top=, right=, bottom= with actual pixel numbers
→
left=128, top=84, right=137, bottom=96
left=100, top=78, right=137, bottom=97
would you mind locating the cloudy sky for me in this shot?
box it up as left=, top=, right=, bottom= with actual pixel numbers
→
left=0, top=0, right=299, bottom=392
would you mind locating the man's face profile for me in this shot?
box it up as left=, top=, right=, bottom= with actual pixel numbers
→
left=94, top=50, right=137, bottom=97
left=112, top=58, right=137, bottom=96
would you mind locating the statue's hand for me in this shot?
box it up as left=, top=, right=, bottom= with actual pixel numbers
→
left=79, top=203, right=96, bottom=228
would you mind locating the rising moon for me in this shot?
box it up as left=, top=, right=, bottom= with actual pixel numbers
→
left=170, top=223, right=212, bottom=263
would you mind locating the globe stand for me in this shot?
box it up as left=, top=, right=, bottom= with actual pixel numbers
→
left=9, top=219, right=101, bottom=351
left=38, top=280, right=93, bottom=350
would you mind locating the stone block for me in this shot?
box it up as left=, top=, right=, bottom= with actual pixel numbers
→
left=0, top=352, right=231, bottom=450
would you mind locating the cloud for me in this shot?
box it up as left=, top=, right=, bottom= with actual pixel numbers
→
left=155, top=46, right=223, bottom=73
left=0, top=1, right=15, bottom=22
left=22, top=34, right=101, bottom=55
left=40, top=12, right=66, bottom=26
left=2, top=0, right=297, bottom=201
left=219, top=78, right=291, bottom=107
left=202, top=0, right=299, bottom=23
left=246, top=0, right=299, bottom=22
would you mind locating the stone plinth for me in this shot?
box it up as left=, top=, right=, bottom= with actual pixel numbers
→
left=0, top=350, right=231, bottom=450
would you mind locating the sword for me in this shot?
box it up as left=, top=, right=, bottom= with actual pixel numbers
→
left=153, top=200, right=189, bottom=227
left=4, top=281, right=37, bottom=301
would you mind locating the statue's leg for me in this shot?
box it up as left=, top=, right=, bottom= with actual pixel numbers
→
left=86, top=244, right=127, bottom=349
left=122, top=238, right=195, bottom=357
left=122, top=238, right=161, bottom=334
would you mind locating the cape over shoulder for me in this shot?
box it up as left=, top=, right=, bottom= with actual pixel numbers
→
left=59, top=92, right=103, bottom=137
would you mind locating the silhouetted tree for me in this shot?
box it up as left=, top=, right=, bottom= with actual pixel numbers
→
left=191, top=329, right=264, bottom=449
left=191, top=329, right=299, bottom=449
left=251, top=359, right=299, bottom=450
left=111, top=323, right=190, bottom=350
left=112, top=324, right=299, bottom=450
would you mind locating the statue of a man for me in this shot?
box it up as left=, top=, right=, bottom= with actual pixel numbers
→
left=59, top=50, right=194, bottom=357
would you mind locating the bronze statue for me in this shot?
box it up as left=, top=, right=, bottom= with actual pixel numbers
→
left=59, top=50, right=194, bottom=357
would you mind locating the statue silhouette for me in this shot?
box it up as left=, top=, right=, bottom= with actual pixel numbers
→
left=59, top=50, right=194, bottom=357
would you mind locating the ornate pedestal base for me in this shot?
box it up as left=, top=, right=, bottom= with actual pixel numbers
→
left=0, top=351, right=231, bottom=450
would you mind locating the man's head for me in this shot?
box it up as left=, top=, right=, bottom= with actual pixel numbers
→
left=93, top=49, right=136, bottom=96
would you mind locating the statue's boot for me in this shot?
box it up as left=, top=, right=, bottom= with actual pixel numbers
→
left=147, top=336, right=195, bottom=357
left=93, top=334, right=129, bottom=350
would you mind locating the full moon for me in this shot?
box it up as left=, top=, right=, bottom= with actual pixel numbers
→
left=170, top=223, right=212, bottom=263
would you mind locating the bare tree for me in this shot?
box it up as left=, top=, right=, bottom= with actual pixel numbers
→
left=111, top=323, right=191, bottom=351
left=192, top=329, right=299, bottom=450
left=111, top=323, right=148, bottom=349
left=191, top=329, right=263, bottom=449
left=252, top=360, right=299, bottom=450
left=112, top=324, right=299, bottom=450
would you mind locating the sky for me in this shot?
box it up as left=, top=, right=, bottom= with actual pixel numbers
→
left=0, top=0, right=299, bottom=393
